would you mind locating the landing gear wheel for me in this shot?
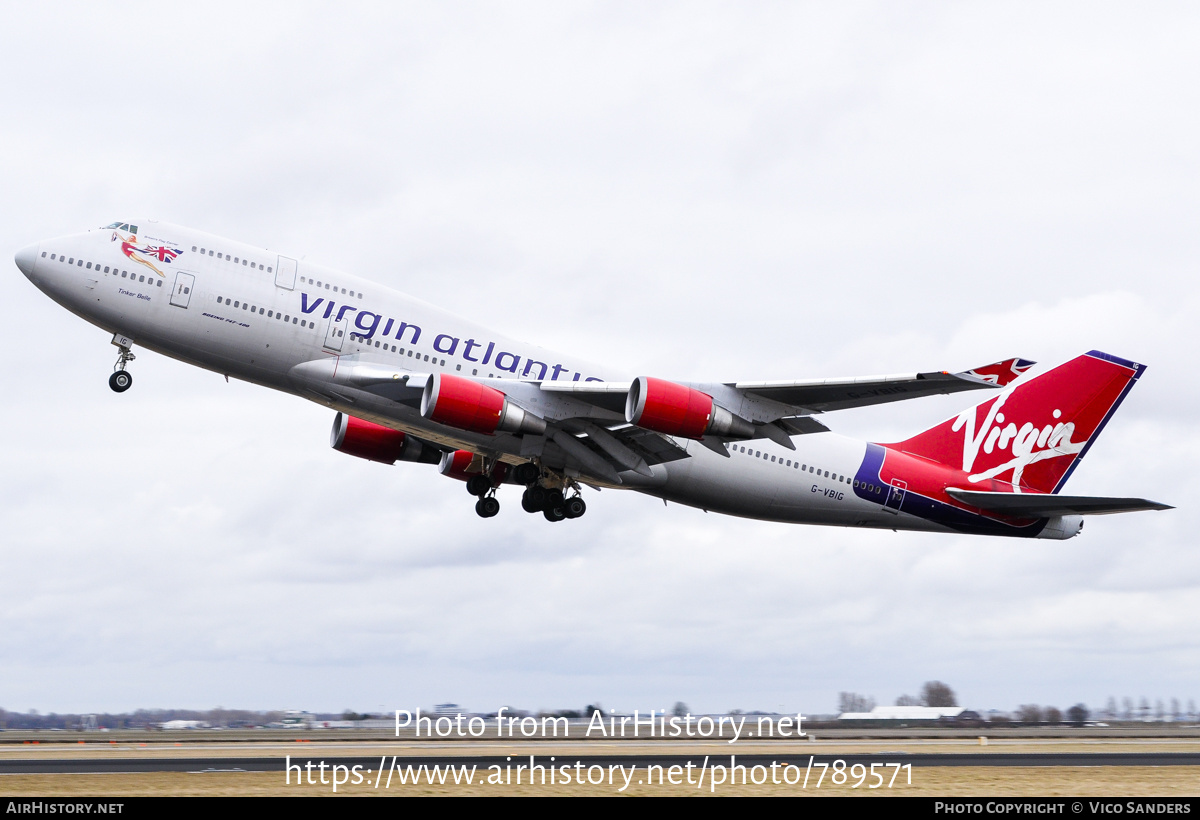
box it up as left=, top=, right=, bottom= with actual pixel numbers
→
left=512, top=462, right=540, bottom=486
left=109, top=371, right=133, bottom=393
left=475, top=496, right=500, bottom=518
left=522, top=486, right=546, bottom=513
left=543, top=505, right=566, bottom=523
left=563, top=496, right=586, bottom=519
left=466, top=475, right=492, bottom=497
left=543, top=489, right=565, bottom=511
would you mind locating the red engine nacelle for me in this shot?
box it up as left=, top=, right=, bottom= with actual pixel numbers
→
left=438, top=449, right=511, bottom=484
left=625, top=377, right=755, bottom=439
left=420, top=373, right=546, bottom=436
left=330, top=413, right=411, bottom=463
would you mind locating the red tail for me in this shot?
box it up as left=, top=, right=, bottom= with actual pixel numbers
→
left=886, top=351, right=1146, bottom=493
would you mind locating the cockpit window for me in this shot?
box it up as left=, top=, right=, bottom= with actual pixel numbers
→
left=103, top=222, right=137, bottom=233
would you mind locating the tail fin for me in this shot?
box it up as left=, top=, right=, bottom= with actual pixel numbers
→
left=887, top=351, right=1146, bottom=493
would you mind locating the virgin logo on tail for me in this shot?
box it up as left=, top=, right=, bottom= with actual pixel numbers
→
left=952, top=389, right=1083, bottom=489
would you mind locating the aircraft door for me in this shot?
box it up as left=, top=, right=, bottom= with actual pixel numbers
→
left=170, top=272, right=195, bottom=308
left=275, top=256, right=297, bottom=290
left=885, top=479, right=907, bottom=512
left=323, top=312, right=346, bottom=352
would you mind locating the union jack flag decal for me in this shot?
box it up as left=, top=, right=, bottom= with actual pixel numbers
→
left=142, top=245, right=182, bottom=263
left=964, top=358, right=1036, bottom=387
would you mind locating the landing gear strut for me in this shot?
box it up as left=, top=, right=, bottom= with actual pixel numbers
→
left=109, top=343, right=136, bottom=393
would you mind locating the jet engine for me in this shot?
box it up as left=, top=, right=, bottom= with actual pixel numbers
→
left=420, top=373, right=546, bottom=436
left=625, top=377, right=754, bottom=439
left=330, top=413, right=439, bottom=464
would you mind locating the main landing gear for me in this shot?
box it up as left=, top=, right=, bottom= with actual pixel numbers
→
left=109, top=342, right=136, bottom=393
left=520, top=479, right=586, bottom=523
left=465, top=459, right=589, bottom=522
left=466, top=472, right=501, bottom=518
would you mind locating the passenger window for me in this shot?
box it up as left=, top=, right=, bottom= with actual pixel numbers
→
left=157, top=280, right=162, bottom=287
left=86, top=262, right=92, bottom=269
left=69, top=258, right=74, bottom=264
left=200, top=248, right=206, bottom=253
left=139, top=275, right=145, bottom=282
left=192, top=246, right=197, bottom=252
left=292, top=317, right=297, bottom=324
left=234, top=301, right=239, bottom=308
left=472, top=369, right=478, bottom=375
left=209, top=250, right=214, bottom=256
left=183, top=286, right=189, bottom=294
left=217, top=297, right=223, bottom=304
left=77, top=259, right=83, bottom=266
left=268, top=267, right=272, bottom=273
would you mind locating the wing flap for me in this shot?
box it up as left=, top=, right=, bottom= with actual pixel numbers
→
left=947, top=489, right=1173, bottom=517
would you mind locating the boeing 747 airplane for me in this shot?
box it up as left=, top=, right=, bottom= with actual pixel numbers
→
left=14, top=219, right=1171, bottom=537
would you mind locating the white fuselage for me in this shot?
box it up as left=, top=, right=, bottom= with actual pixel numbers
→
left=17, top=221, right=952, bottom=534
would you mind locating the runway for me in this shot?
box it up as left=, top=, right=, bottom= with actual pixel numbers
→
left=4, top=752, right=1200, bottom=774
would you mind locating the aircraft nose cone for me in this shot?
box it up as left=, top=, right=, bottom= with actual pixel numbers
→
left=14, top=243, right=38, bottom=278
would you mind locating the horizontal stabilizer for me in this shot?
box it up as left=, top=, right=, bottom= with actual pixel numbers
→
left=946, top=489, right=1173, bottom=517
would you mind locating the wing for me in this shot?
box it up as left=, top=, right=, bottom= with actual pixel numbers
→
left=290, top=354, right=1030, bottom=485
left=946, top=489, right=1173, bottom=517
left=731, top=357, right=1036, bottom=414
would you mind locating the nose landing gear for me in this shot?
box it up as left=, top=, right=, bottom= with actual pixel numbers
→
left=109, top=340, right=136, bottom=393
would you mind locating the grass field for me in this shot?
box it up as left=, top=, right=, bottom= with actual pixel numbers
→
left=0, top=767, right=1197, bottom=797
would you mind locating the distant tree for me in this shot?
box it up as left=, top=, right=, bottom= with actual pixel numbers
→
left=586, top=704, right=602, bottom=718
left=895, top=695, right=919, bottom=706
left=1016, top=704, right=1043, bottom=724
left=1122, top=697, right=1133, bottom=721
left=1190, top=700, right=1197, bottom=722
left=1171, top=698, right=1181, bottom=721
left=1043, top=707, right=1062, bottom=725
left=672, top=702, right=689, bottom=718
left=1140, top=698, right=1150, bottom=721
left=920, top=682, right=957, bottom=707
left=1067, top=704, right=1089, bottom=726
left=1155, top=700, right=1165, bottom=722
left=1104, top=697, right=1117, bottom=720
left=838, top=692, right=875, bottom=714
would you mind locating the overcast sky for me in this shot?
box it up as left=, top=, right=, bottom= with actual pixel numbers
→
left=1, top=2, right=1197, bottom=717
